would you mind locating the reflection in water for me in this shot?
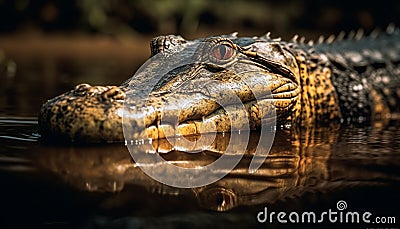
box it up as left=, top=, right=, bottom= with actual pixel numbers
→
left=0, top=118, right=399, bottom=227
left=35, top=124, right=400, bottom=212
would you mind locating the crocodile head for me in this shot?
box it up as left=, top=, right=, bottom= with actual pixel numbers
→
left=39, top=34, right=302, bottom=142
left=124, top=34, right=301, bottom=140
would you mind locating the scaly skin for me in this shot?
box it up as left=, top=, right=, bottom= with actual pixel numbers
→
left=39, top=27, right=400, bottom=142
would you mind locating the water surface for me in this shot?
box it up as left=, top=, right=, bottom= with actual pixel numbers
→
left=1, top=116, right=399, bottom=228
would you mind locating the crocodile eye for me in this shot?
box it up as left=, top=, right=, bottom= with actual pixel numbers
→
left=211, top=44, right=235, bottom=61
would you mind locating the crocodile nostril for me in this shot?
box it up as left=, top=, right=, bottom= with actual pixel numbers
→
left=102, top=87, right=125, bottom=100
left=74, top=83, right=91, bottom=92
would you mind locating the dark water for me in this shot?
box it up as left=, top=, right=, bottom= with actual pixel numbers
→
left=1, top=117, right=399, bottom=228
left=0, top=50, right=399, bottom=228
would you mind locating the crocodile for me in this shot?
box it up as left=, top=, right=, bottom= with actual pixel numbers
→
left=38, top=26, right=400, bottom=142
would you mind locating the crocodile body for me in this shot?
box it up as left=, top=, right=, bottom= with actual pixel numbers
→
left=39, top=27, right=400, bottom=142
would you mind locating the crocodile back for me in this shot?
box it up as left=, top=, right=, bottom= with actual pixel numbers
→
left=313, top=28, right=400, bottom=122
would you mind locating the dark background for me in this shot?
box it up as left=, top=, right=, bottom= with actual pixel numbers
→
left=0, top=0, right=399, bottom=37
left=0, top=0, right=399, bottom=116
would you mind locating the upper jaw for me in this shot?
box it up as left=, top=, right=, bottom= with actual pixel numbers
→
left=141, top=70, right=300, bottom=119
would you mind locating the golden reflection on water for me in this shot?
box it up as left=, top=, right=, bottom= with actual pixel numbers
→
left=34, top=124, right=400, bottom=212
